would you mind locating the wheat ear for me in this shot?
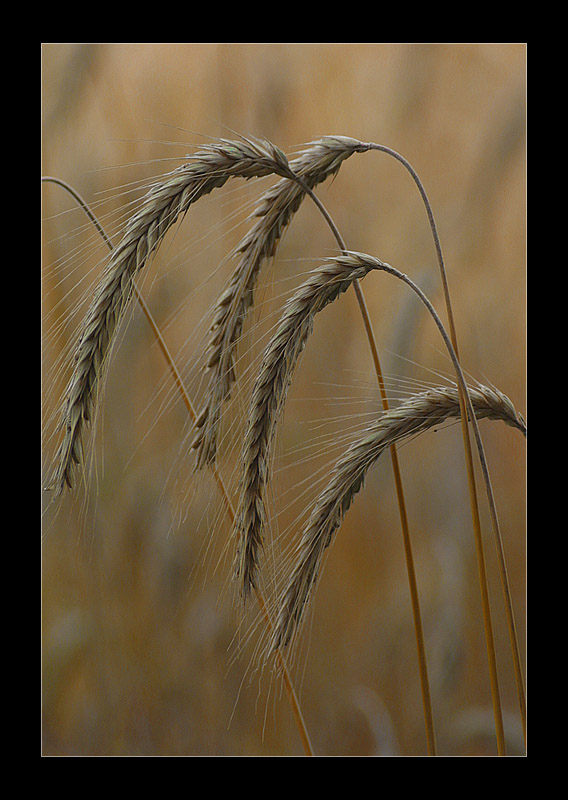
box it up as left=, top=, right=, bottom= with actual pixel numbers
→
left=234, top=256, right=379, bottom=598
left=48, top=136, right=295, bottom=495
left=271, top=382, right=526, bottom=651
left=192, top=136, right=373, bottom=468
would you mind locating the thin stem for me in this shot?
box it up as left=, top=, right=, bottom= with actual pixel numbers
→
left=295, top=177, right=437, bottom=757
left=42, top=176, right=315, bottom=758
left=371, top=256, right=516, bottom=756
left=363, top=144, right=525, bottom=753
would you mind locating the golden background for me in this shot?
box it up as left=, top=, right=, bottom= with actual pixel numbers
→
left=41, top=43, right=526, bottom=756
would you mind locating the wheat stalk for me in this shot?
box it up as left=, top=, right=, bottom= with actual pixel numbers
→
left=270, top=382, right=526, bottom=652
left=359, top=143, right=514, bottom=752
left=234, top=256, right=379, bottom=598
left=192, top=136, right=373, bottom=468
left=48, top=136, right=295, bottom=495
left=317, top=251, right=527, bottom=749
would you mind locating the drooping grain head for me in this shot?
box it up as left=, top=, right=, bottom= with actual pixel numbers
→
left=191, top=137, right=375, bottom=468
left=48, top=137, right=297, bottom=496
left=234, top=255, right=380, bottom=598
left=270, top=382, right=526, bottom=651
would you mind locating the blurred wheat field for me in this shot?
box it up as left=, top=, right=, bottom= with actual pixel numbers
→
left=41, top=43, right=527, bottom=756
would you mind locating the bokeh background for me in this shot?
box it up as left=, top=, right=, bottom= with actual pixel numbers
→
left=41, top=43, right=526, bottom=757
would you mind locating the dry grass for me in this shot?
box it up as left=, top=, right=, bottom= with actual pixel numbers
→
left=43, top=142, right=526, bottom=754
left=42, top=44, right=526, bottom=757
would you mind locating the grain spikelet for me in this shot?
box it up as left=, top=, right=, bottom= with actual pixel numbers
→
left=270, top=383, right=526, bottom=651
left=234, top=254, right=380, bottom=597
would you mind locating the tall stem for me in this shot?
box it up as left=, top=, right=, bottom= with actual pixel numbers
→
left=295, top=177, right=437, bottom=757
left=363, top=144, right=525, bottom=753
left=370, top=256, right=521, bottom=756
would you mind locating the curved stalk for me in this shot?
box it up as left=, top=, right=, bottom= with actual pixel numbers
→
left=343, top=252, right=527, bottom=756
left=293, top=177, right=437, bottom=757
left=359, top=144, right=525, bottom=753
